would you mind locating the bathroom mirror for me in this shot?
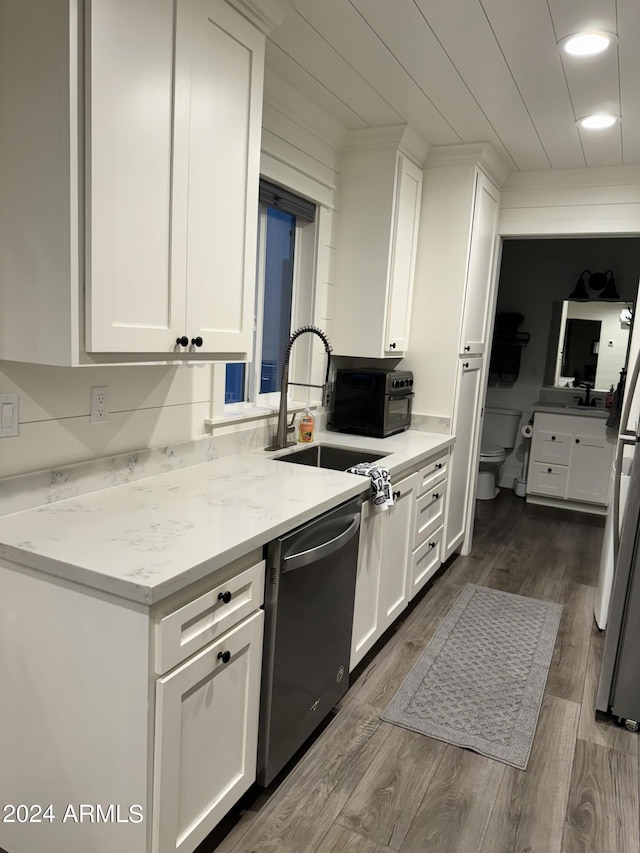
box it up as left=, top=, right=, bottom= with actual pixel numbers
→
left=543, top=301, right=632, bottom=391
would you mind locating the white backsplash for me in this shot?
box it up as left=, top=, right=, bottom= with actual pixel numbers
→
left=0, top=417, right=279, bottom=517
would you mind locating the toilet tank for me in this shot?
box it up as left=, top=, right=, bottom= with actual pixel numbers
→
left=483, top=407, right=522, bottom=450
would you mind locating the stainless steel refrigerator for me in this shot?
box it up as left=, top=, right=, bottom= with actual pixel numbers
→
left=596, top=319, right=640, bottom=730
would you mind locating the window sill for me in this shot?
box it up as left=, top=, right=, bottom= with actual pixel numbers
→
left=205, top=401, right=319, bottom=430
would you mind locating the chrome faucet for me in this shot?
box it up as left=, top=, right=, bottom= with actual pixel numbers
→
left=265, top=326, right=333, bottom=451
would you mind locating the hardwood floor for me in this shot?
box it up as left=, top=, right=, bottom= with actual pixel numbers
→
left=199, top=492, right=639, bottom=853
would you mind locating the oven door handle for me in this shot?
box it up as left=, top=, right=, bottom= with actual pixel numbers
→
left=282, top=514, right=361, bottom=573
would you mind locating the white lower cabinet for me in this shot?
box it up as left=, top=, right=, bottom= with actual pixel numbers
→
left=527, top=412, right=615, bottom=510
left=350, top=448, right=451, bottom=671
left=350, top=471, right=417, bottom=669
left=152, top=610, right=263, bottom=853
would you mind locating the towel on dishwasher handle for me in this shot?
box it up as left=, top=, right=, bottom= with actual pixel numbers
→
left=346, top=463, right=394, bottom=511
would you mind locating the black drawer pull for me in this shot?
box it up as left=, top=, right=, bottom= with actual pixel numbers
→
left=547, top=467, right=552, bottom=473
left=191, top=336, right=203, bottom=347
left=389, top=342, right=397, bottom=349
left=435, top=463, right=443, bottom=470
left=464, top=345, right=471, bottom=352
left=575, top=438, right=580, bottom=444
left=393, top=490, right=401, bottom=500
left=176, top=336, right=188, bottom=347
left=218, top=591, right=232, bottom=604
left=429, top=541, right=436, bottom=549
left=433, top=492, right=440, bottom=501
left=217, top=650, right=231, bottom=664
left=463, top=362, right=469, bottom=368
left=551, top=436, right=556, bottom=441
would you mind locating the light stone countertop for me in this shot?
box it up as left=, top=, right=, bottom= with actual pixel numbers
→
left=0, top=429, right=453, bottom=605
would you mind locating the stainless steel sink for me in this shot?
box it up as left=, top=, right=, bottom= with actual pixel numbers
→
left=274, top=444, right=388, bottom=471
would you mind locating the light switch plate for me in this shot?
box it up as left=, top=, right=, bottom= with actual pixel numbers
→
left=0, top=393, right=19, bottom=437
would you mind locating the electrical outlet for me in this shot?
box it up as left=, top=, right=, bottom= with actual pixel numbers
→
left=90, top=386, right=109, bottom=424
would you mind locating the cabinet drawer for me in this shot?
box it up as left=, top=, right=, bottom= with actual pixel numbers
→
left=416, top=452, right=448, bottom=496
left=408, top=526, right=443, bottom=600
left=155, top=560, right=265, bottom=675
left=527, top=462, right=568, bottom=499
left=531, top=430, right=572, bottom=465
left=413, top=481, right=447, bottom=549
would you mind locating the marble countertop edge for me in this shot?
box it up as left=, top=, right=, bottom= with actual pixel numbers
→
left=0, top=430, right=454, bottom=605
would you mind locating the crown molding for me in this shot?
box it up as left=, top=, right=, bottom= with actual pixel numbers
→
left=224, top=0, right=294, bottom=35
left=342, top=125, right=429, bottom=167
left=426, top=143, right=511, bottom=187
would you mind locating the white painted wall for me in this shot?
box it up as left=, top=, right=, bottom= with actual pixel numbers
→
left=485, top=237, right=640, bottom=488
left=0, top=70, right=344, bottom=481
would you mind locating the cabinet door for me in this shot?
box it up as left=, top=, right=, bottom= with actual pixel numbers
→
left=378, top=472, right=418, bottom=633
left=87, top=0, right=184, bottom=353
left=459, top=171, right=500, bottom=356
left=444, top=358, right=484, bottom=559
left=566, top=435, right=613, bottom=504
left=177, top=0, right=264, bottom=356
left=385, top=155, right=423, bottom=354
left=350, top=501, right=384, bottom=671
left=531, top=429, right=572, bottom=465
left=528, top=462, right=569, bottom=498
left=152, top=610, right=263, bottom=853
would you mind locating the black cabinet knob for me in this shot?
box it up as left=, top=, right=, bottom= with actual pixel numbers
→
left=218, top=591, right=232, bottom=604
left=389, top=342, right=397, bottom=349
left=435, top=463, right=443, bottom=470
left=463, top=362, right=469, bottom=368
left=433, top=492, right=440, bottom=501
left=464, top=345, right=471, bottom=352
left=191, top=336, right=203, bottom=347
left=547, top=467, right=552, bottom=473
left=176, top=336, right=188, bottom=347
left=575, top=438, right=580, bottom=444
left=393, top=490, right=401, bottom=500
left=429, top=541, right=436, bottom=549
left=551, top=436, right=556, bottom=441
left=217, top=650, right=231, bottom=664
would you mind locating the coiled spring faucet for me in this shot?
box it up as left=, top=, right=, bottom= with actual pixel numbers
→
left=265, top=325, right=332, bottom=451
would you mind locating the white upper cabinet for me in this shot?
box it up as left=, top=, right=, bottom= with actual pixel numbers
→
left=331, top=127, right=427, bottom=359
left=88, top=0, right=264, bottom=357
left=0, top=0, right=277, bottom=365
left=459, top=171, right=501, bottom=356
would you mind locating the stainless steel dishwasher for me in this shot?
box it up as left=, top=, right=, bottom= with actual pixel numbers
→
left=257, top=495, right=362, bottom=786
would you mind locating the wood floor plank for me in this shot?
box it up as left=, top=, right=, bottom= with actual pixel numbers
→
left=562, top=739, right=640, bottom=853
left=315, top=825, right=390, bottom=853
left=212, top=700, right=390, bottom=853
left=517, top=540, right=567, bottom=603
left=546, top=581, right=595, bottom=704
left=482, top=542, right=541, bottom=595
left=441, top=541, right=505, bottom=590
left=564, top=524, right=604, bottom=588
left=337, top=724, right=446, bottom=849
left=399, top=745, right=505, bottom=853
left=480, top=694, right=580, bottom=853
left=578, top=622, right=639, bottom=757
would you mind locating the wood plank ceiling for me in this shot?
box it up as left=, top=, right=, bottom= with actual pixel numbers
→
left=266, top=0, right=640, bottom=171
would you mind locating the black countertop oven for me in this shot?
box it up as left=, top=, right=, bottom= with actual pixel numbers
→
left=331, top=368, right=414, bottom=438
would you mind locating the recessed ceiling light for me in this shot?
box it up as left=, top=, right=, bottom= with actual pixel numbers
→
left=559, top=31, right=618, bottom=56
left=578, top=114, right=620, bottom=129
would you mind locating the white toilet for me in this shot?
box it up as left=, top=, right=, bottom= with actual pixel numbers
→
left=476, top=407, right=522, bottom=500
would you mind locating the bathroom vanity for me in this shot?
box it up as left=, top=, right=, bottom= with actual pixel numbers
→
left=526, top=404, right=615, bottom=514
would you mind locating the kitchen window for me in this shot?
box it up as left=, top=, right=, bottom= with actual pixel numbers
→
left=223, top=180, right=317, bottom=409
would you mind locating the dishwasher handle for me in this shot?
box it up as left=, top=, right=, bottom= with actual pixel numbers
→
left=282, top=513, right=361, bottom=573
